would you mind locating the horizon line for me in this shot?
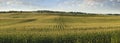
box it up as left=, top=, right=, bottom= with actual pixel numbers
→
left=0, top=10, right=120, bottom=14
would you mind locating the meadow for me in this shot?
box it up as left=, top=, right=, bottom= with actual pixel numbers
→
left=0, top=13, right=120, bottom=43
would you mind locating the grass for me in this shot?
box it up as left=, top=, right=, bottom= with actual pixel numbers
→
left=0, top=13, right=120, bottom=43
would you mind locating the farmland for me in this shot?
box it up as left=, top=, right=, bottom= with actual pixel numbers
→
left=0, top=13, right=120, bottom=43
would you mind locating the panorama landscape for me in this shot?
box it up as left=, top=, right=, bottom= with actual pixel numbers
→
left=0, top=0, right=120, bottom=43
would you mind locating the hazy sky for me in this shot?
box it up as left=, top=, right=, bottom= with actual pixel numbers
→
left=0, top=0, right=120, bottom=14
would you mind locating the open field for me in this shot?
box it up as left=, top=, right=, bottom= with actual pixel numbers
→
left=0, top=13, right=120, bottom=43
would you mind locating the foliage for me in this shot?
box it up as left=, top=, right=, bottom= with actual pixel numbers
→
left=0, top=13, right=120, bottom=43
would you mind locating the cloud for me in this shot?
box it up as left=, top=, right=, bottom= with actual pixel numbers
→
left=10, top=0, right=30, bottom=5
left=82, top=0, right=107, bottom=7
left=0, top=0, right=41, bottom=11
left=0, top=0, right=120, bottom=14
left=53, top=0, right=98, bottom=11
left=0, top=0, right=32, bottom=6
left=51, top=0, right=120, bottom=14
left=84, top=0, right=105, bottom=2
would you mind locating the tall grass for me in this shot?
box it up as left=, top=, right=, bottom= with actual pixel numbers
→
left=0, top=13, right=120, bottom=43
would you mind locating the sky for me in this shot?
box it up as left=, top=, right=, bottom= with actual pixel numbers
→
left=0, top=0, right=120, bottom=14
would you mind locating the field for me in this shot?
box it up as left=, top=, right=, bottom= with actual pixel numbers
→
left=0, top=13, right=120, bottom=43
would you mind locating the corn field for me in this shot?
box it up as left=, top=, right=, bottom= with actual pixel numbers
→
left=0, top=13, right=120, bottom=43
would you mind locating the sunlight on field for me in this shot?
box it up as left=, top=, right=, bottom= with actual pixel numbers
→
left=0, top=13, right=120, bottom=43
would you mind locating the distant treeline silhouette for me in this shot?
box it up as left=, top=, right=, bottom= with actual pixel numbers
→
left=0, top=10, right=80, bottom=13
left=0, top=10, right=120, bottom=15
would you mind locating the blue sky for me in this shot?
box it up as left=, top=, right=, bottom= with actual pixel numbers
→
left=0, top=0, right=120, bottom=14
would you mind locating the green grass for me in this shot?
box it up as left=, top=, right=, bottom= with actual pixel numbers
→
left=0, top=13, right=120, bottom=43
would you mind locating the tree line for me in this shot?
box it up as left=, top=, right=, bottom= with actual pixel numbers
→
left=0, top=10, right=120, bottom=15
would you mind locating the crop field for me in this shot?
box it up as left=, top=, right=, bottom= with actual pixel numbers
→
left=0, top=13, right=120, bottom=43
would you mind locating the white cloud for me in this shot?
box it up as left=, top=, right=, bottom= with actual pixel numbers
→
left=0, top=0, right=31, bottom=6
left=0, top=0, right=120, bottom=14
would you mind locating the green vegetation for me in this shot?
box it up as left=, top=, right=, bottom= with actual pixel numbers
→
left=0, top=13, right=120, bottom=43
